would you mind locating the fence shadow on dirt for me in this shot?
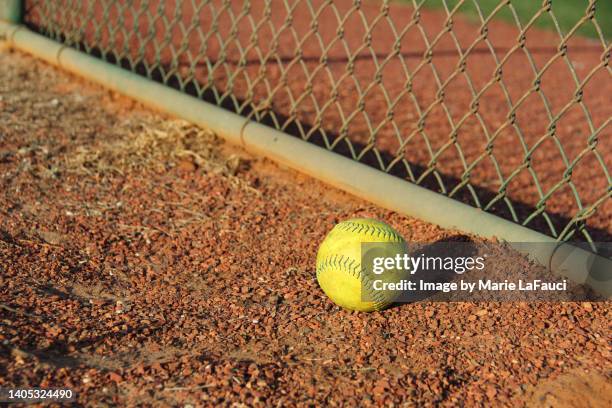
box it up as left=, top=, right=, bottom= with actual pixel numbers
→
left=182, top=79, right=612, bottom=251
left=196, top=85, right=612, bottom=250
left=188, top=85, right=610, bottom=249
left=199, top=44, right=606, bottom=68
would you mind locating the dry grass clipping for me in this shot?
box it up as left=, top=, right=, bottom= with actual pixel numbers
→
left=64, top=118, right=241, bottom=177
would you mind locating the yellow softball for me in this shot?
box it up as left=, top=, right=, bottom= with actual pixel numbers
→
left=316, top=218, right=409, bottom=312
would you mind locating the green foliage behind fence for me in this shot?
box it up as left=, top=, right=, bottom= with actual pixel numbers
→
left=417, top=0, right=612, bottom=40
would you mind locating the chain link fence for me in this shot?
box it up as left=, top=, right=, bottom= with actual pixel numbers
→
left=22, top=0, right=611, bottom=249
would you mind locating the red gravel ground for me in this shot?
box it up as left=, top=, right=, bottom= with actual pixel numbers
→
left=1, top=50, right=610, bottom=406
left=24, top=0, right=612, bottom=243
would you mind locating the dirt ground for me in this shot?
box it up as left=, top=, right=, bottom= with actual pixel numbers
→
left=0, top=50, right=610, bottom=406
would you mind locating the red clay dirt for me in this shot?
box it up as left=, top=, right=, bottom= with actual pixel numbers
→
left=0, top=50, right=610, bottom=406
left=23, top=0, right=612, bottom=243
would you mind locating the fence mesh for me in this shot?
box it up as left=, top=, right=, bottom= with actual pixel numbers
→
left=22, top=0, right=611, bottom=249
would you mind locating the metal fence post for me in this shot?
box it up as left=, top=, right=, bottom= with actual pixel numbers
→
left=0, top=0, right=22, bottom=24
